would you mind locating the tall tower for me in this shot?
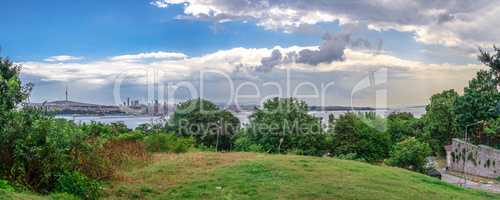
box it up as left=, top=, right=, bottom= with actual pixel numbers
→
left=65, top=86, right=68, bottom=101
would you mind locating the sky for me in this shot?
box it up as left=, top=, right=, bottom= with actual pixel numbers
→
left=1, top=0, right=497, bottom=107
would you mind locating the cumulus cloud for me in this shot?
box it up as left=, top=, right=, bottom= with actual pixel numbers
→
left=295, top=33, right=348, bottom=65
left=21, top=45, right=481, bottom=86
left=44, top=55, right=83, bottom=62
left=254, top=32, right=382, bottom=72
left=151, top=0, right=500, bottom=49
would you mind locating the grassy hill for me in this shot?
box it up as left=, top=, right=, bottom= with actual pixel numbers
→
left=1, top=152, right=499, bottom=200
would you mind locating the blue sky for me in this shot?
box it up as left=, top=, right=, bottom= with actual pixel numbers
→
left=1, top=0, right=495, bottom=107
left=2, top=0, right=320, bottom=60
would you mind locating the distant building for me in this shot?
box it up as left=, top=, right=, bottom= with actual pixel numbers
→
left=153, top=100, right=159, bottom=115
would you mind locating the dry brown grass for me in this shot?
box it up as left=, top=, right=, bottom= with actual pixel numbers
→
left=74, top=140, right=151, bottom=181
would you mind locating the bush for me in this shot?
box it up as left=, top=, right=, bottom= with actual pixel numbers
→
left=116, top=131, right=145, bottom=141
left=0, top=179, right=14, bottom=192
left=0, top=111, right=92, bottom=192
left=55, top=171, right=102, bottom=200
left=248, top=144, right=265, bottom=153
left=74, top=139, right=149, bottom=180
left=233, top=131, right=265, bottom=152
left=385, top=137, right=432, bottom=173
left=144, top=133, right=194, bottom=153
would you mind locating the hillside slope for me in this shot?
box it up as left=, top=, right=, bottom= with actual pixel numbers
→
left=2, top=152, right=499, bottom=200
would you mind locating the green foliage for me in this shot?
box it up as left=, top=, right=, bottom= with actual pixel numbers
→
left=246, top=97, right=327, bottom=155
left=485, top=117, right=500, bottom=136
left=117, top=131, right=146, bottom=141
left=135, top=123, right=166, bottom=134
left=144, top=133, right=194, bottom=153
left=0, top=179, right=14, bottom=192
left=0, top=109, right=133, bottom=194
left=422, top=89, right=459, bottom=153
left=332, top=112, right=391, bottom=162
left=385, top=137, right=432, bottom=173
left=80, top=121, right=129, bottom=138
left=0, top=110, right=91, bottom=192
left=233, top=131, right=265, bottom=153
left=55, top=171, right=102, bottom=200
left=0, top=56, right=32, bottom=113
left=478, top=46, right=500, bottom=87
left=454, top=70, right=500, bottom=145
left=386, top=113, right=418, bottom=143
left=359, top=112, right=387, bottom=132
left=167, top=99, right=240, bottom=150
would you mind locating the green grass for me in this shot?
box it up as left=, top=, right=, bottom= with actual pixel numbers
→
left=2, top=152, right=499, bottom=200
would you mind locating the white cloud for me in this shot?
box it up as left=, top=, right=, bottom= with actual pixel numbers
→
left=44, top=55, right=83, bottom=62
left=23, top=46, right=485, bottom=106
left=151, top=0, right=500, bottom=49
left=109, top=51, right=187, bottom=62
left=22, top=45, right=482, bottom=86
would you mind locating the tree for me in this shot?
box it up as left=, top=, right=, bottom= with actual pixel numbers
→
left=246, top=97, right=326, bottom=155
left=385, top=137, right=432, bottom=173
left=167, top=99, right=240, bottom=150
left=422, top=89, right=459, bottom=153
left=0, top=56, right=32, bottom=122
left=478, top=46, right=500, bottom=87
left=332, top=112, right=391, bottom=162
left=386, top=112, right=416, bottom=143
left=454, top=70, right=500, bottom=144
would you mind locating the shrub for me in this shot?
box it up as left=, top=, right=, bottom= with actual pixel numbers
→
left=248, top=144, right=265, bottom=153
left=233, top=131, right=264, bottom=152
left=55, top=171, right=102, bottom=200
left=0, top=179, right=14, bottom=192
left=385, top=137, right=432, bottom=173
left=144, top=133, right=194, bottom=153
left=0, top=111, right=92, bottom=192
left=116, top=131, right=145, bottom=141
left=74, top=139, right=149, bottom=181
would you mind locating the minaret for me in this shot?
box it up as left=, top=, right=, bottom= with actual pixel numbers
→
left=65, top=86, right=68, bottom=101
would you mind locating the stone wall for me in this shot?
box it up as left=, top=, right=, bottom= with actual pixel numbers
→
left=447, top=138, right=500, bottom=178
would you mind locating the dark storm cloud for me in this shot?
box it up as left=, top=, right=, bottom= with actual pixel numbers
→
left=256, top=49, right=282, bottom=72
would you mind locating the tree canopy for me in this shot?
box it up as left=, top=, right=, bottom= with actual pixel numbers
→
left=0, top=56, right=32, bottom=113
left=245, top=97, right=326, bottom=155
left=167, top=99, right=240, bottom=150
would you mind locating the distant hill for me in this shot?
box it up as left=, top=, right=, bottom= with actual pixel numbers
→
left=23, top=100, right=123, bottom=115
